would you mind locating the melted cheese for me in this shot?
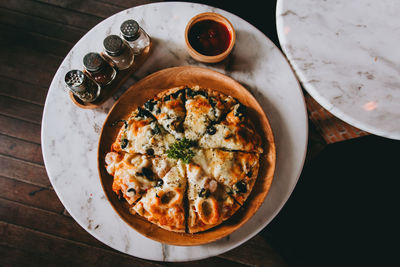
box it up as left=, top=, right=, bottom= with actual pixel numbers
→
left=116, top=117, right=176, bottom=155
left=184, top=95, right=214, bottom=140
left=105, top=153, right=176, bottom=205
left=145, top=88, right=186, bottom=139
left=132, top=164, right=187, bottom=232
left=198, top=120, right=262, bottom=153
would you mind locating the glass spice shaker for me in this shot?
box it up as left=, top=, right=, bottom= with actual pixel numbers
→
left=120, top=20, right=150, bottom=55
left=103, top=35, right=134, bottom=70
left=83, top=52, right=116, bottom=86
left=65, top=70, right=100, bottom=103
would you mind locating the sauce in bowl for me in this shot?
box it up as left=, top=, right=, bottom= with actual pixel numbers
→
left=188, top=20, right=231, bottom=56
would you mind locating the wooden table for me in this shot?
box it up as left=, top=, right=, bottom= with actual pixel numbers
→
left=0, top=0, right=373, bottom=266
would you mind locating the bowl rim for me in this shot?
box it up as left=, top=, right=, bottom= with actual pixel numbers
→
left=184, top=12, right=236, bottom=62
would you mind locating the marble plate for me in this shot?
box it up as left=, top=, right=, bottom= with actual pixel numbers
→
left=41, top=2, right=307, bottom=261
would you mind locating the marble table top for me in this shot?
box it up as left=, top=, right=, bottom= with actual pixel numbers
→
left=41, top=2, right=307, bottom=261
left=276, top=0, right=400, bottom=140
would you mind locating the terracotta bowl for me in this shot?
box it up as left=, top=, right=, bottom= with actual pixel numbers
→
left=185, top=12, right=236, bottom=63
left=98, top=66, right=275, bottom=246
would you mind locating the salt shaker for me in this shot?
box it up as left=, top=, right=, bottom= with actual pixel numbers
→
left=83, top=52, right=116, bottom=86
left=120, top=20, right=150, bottom=55
left=103, top=35, right=134, bottom=70
left=65, top=70, right=100, bottom=103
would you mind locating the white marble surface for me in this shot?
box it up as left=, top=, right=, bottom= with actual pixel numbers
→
left=41, top=2, right=307, bottom=262
left=277, top=0, right=400, bottom=139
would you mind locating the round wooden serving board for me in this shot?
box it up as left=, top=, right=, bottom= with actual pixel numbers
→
left=98, top=66, right=276, bottom=246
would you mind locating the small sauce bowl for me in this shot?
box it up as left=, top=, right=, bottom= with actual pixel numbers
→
left=185, top=12, right=236, bottom=63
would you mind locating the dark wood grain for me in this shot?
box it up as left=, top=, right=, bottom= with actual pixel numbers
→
left=0, top=134, right=44, bottom=165
left=0, top=0, right=100, bottom=30
left=36, top=0, right=123, bottom=19
left=0, top=222, right=165, bottom=267
left=0, top=77, right=48, bottom=105
left=0, top=176, right=62, bottom=212
left=0, top=198, right=108, bottom=248
left=0, top=156, right=49, bottom=186
left=0, top=95, right=43, bottom=124
left=0, top=7, right=86, bottom=44
left=0, top=115, right=42, bottom=144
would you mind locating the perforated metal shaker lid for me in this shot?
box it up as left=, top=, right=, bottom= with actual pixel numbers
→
left=103, top=35, right=124, bottom=56
left=120, top=20, right=140, bottom=41
left=65, top=70, right=87, bottom=92
left=83, top=52, right=105, bottom=72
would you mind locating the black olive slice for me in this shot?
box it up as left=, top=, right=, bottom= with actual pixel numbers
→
left=127, top=188, right=136, bottom=194
left=120, top=138, right=128, bottom=149
left=198, top=188, right=210, bottom=198
left=146, top=148, right=154, bottom=155
left=144, top=99, right=157, bottom=111
left=136, top=107, right=153, bottom=118
left=234, top=180, right=247, bottom=193
left=141, top=167, right=154, bottom=180
left=151, top=124, right=161, bottom=135
left=155, top=179, right=164, bottom=187
left=206, top=125, right=217, bottom=135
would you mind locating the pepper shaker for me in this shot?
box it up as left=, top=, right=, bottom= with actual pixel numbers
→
left=83, top=52, right=116, bottom=86
left=65, top=70, right=100, bottom=103
left=103, top=35, right=135, bottom=70
left=120, top=20, right=150, bottom=55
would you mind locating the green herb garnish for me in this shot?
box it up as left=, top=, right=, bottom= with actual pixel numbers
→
left=166, top=138, right=196, bottom=163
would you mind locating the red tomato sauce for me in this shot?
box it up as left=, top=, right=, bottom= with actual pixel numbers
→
left=188, top=20, right=231, bottom=56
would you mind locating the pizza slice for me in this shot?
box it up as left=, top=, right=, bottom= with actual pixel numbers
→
left=186, top=159, right=240, bottom=233
left=111, top=107, right=176, bottom=155
left=105, top=152, right=176, bottom=205
left=183, top=86, right=237, bottom=140
left=132, top=161, right=187, bottom=232
left=198, top=103, right=263, bottom=153
left=192, top=149, right=260, bottom=204
left=143, top=87, right=186, bottom=139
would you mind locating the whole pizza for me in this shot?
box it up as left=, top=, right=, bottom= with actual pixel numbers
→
left=105, top=86, right=265, bottom=233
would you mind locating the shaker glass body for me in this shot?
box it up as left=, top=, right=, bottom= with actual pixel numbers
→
left=103, top=35, right=135, bottom=70
left=124, top=27, right=150, bottom=55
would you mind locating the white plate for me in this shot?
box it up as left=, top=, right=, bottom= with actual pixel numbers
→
left=41, top=2, right=307, bottom=262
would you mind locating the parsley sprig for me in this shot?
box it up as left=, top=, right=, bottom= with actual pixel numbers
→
left=166, top=138, right=196, bottom=163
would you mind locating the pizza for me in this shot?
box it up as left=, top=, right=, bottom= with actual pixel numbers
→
left=105, top=86, right=267, bottom=233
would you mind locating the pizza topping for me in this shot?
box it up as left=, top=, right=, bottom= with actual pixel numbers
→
left=234, top=103, right=246, bottom=118
left=126, top=188, right=136, bottom=197
left=146, top=148, right=154, bottom=155
left=136, top=107, right=153, bottom=119
left=198, top=188, right=210, bottom=198
left=111, top=119, right=128, bottom=129
left=234, top=180, right=247, bottom=193
left=137, top=167, right=154, bottom=180
left=120, top=138, right=128, bottom=149
left=144, top=99, right=157, bottom=111
left=196, top=197, right=219, bottom=225
left=206, top=125, right=217, bottom=135
left=155, top=179, right=164, bottom=187
left=166, top=138, right=196, bottom=163
left=150, top=124, right=161, bottom=135
left=160, top=190, right=177, bottom=205
left=204, top=178, right=218, bottom=193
